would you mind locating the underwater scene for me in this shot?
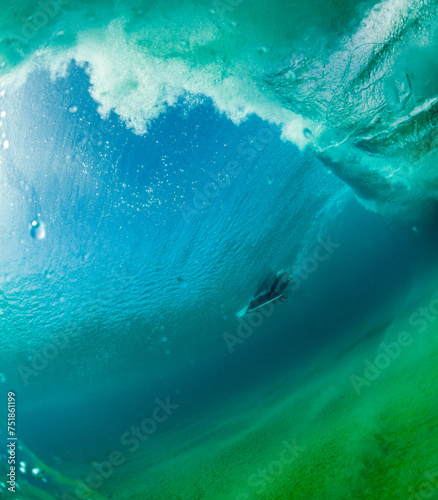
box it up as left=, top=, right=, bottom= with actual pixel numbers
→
left=0, top=0, right=437, bottom=498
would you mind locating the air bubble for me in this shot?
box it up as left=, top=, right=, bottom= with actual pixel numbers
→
left=303, top=128, right=313, bottom=139
left=30, top=220, right=46, bottom=240
left=69, top=106, right=78, bottom=113
left=3, top=140, right=9, bottom=149
left=32, top=468, right=43, bottom=478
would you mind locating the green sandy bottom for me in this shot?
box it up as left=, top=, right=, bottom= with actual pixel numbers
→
left=84, top=293, right=438, bottom=500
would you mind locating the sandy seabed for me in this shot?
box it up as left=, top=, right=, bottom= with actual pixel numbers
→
left=87, top=289, right=438, bottom=500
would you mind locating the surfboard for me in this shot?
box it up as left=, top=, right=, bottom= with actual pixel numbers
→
left=236, top=293, right=287, bottom=317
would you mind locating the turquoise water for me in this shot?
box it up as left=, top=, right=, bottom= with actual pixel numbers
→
left=0, top=1, right=437, bottom=499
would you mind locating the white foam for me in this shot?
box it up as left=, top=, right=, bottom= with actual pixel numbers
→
left=0, top=0, right=435, bottom=200
left=0, top=12, right=312, bottom=148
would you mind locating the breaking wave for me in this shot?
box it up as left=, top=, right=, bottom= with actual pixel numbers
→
left=0, top=0, right=437, bottom=220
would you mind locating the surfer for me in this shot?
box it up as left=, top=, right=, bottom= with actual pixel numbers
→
left=248, top=272, right=290, bottom=311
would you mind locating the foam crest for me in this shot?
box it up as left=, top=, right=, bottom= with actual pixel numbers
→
left=0, top=0, right=436, bottom=215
